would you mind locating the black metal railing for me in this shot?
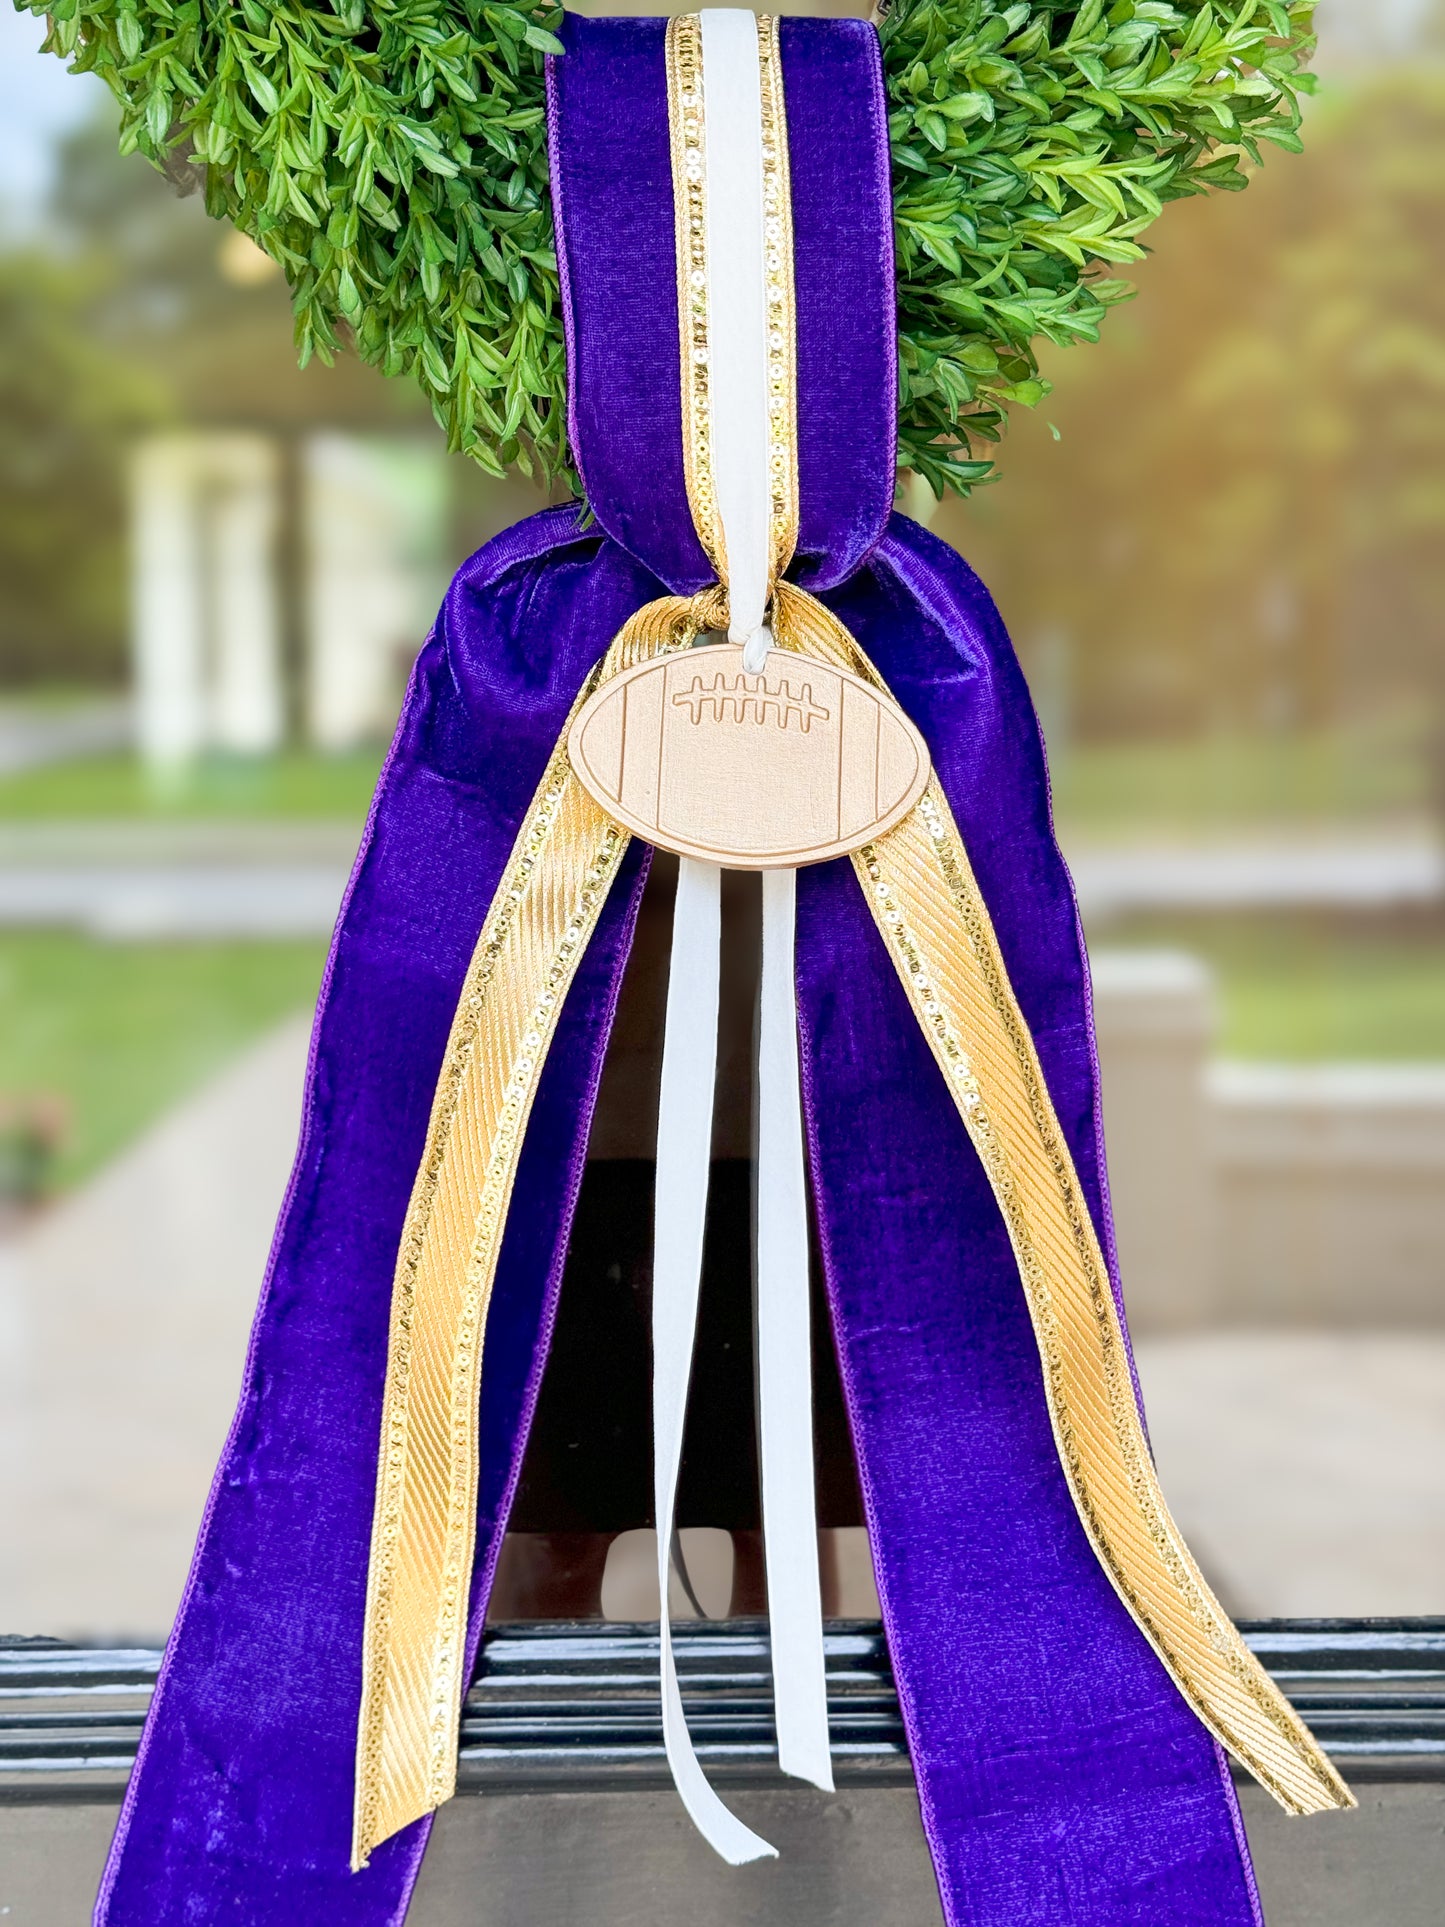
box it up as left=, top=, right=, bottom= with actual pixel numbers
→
left=3, top=1619, right=1442, bottom=1802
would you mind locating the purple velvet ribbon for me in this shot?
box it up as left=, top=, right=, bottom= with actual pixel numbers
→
left=96, top=19, right=1264, bottom=1926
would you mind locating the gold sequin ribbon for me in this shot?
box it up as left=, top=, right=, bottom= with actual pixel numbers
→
left=353, top=12, right=1350, bottom=1865
left=769, top=583, right=1354, bottom=1820
left=671, top=9, right=798, bottom=589
left=352, top=594, right=710, bottom=1865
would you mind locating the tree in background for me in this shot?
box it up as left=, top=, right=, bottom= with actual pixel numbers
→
left=0, top=102, right=438, bottom=690
left=47, top=109, right=435, bottom=435
left=948, top=43, right=1445, bottom=751
left=0, top=248, right=162, bottom=685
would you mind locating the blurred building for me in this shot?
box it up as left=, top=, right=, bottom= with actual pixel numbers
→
left=303, top=434, right=449, bottom=752
left=130, top=428, right=448, bottom=767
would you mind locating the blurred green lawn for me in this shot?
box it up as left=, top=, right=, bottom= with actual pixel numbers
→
left=0, top=932, right=325, bottom=1189
left=0, top=748, right=383, bottom=821
left=1049, top=716, right=1430, bottom=834
left=1092, top=914, right=1445, bottom=1061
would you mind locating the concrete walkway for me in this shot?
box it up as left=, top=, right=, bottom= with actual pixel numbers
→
left=1066, top=830, right=1445, bottom=918
left=0, top=1015, right=311, bottom=1639
left=0, top=860, right=351, bottom=937
left=0, top=820, right=356, bottom=938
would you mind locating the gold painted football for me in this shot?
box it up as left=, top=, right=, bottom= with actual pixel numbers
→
left=567, top=641, right=930, bottom=868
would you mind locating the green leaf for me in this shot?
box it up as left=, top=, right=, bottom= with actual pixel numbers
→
left=917, top=110, right=949, bottom=151
left=959, top=341, right=1001, bottom=373
left=522, top=25, right=565, bottom=57
left=244, top=65, right=279, bottom=116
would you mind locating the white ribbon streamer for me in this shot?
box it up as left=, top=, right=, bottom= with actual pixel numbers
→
left=653, top=858, right=775, bottom=1865
left=757, top=864, right=834, bottom=1791
left=702, top=8, right=771, bottom=660
left=647, top=11, right=832, bottom=1862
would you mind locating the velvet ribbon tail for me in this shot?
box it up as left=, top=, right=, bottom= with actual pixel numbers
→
left=353, top=592, right=700, bottom=1863
left=771, top=576, right=1352, bottom=1823
left=95, top=508, right=676, bottom=1927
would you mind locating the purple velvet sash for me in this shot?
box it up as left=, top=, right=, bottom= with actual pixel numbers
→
left=97, top=19, right=1263, bottom=1926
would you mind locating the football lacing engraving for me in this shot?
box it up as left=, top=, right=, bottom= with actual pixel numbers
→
left=670, top=668, right=830, bottom=732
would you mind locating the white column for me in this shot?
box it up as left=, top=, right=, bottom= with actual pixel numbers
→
left=209, top=436, right=284, bottom=756
left=304, top=434, right=446, bottom=752
left=130, top=433, right=286, bottom=770
left=131, top=436, right=207, bottom=771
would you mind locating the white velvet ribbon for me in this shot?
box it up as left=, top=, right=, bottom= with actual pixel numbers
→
left=647, top=7, right=832, bottom=1867
left=757, top=864, right=834, bottom=1792
left=653, top=856, right=775, bottom=1864
left=703, top=7, right=771, bottom=662
left=701, top=36, right=829, bottom=1795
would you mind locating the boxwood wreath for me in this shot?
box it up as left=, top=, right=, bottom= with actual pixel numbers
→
left=25, top=0, right=1317, bottom=499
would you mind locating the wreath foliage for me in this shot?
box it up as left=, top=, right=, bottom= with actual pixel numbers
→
left=24, top=0, right=1316, bottom=498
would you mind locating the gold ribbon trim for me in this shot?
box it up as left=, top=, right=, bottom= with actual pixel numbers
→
left=768, top=582, right=1354, bottom=1818
left=352, top=595, right=709, bottom=1866
left=355, top=11, right=1349, bottom=1863
left=669, top=11, right=798, bottom=588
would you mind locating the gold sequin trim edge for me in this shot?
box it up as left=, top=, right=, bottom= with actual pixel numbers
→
left=769, top=579, right=1353, bottom=1818
left=352, top=597, right=705, bottom=1867
left=667, top=14, right=799, bottom=592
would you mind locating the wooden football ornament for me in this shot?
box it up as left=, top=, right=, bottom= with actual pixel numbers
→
left=567, top=641, right=931, bottom=868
